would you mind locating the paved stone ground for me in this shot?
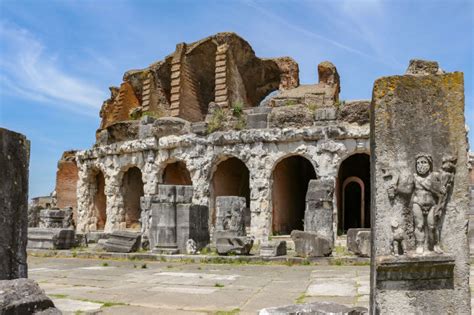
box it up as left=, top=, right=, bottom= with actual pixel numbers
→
left=28, top=256, right=473, bottom=314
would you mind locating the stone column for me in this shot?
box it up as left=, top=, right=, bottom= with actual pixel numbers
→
left=370, top=60, right=470, bottom=314
left=304, top=178, right=335, bottom=241
left=0, top=128, right=30, bottom=280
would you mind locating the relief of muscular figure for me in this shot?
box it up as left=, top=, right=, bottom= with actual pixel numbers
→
left=387, top=153, right=455, bottom=255
left=412, top=154, right=443, bottom=254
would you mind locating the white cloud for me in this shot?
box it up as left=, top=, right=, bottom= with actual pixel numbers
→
left=0, top=22, right=106, bottom=116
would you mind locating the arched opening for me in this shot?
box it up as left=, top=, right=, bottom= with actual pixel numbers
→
left=162, top=161, right=192, bottom=185
left=337, top=153, right=370, bottom=235
left=94, top=171, right=107, bottom=230
left=210, top=157, right=250, bottom=229
left=272, top=155, right=317, bottom=235
left=122, top=167, right=144, bottom=230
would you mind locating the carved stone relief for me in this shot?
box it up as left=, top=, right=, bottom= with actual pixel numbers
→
left=385, top=154, right=456, bottom=255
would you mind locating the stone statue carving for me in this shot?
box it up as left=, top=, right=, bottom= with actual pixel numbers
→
left=386, top=153, right=456, bottom=255
left=391, top=218, right=406, bottom=256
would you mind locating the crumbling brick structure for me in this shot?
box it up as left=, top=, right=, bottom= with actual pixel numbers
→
left=56, top=32, right=375, bottom=245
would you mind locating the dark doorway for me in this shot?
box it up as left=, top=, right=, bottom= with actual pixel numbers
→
left=122, top=167, right=144, bottom=230
left=272, top=156, right=316, bottom=235
left=211, top=157, right=250, bottom=228
left=337, top=153, right=370, bottom=234
left=163, top=161, right=192, bottom=185
left=94, top=170, right=107, bottom=230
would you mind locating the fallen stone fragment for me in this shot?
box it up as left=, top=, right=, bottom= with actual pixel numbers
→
left=28, top=228, right=76, bottom=250
left=0, top=278, right=61, bottom=314
left=216, top=237, right=254, bottom=255
left=260, top=241, right=287, bottom=257
left=291, top=230, right=332, bottom=258
left=103, top=231, right=141, bottom=253
left=347, top=228, right=371, bottom=257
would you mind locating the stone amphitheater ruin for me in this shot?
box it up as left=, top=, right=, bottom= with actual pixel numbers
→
left=38, top=32, right=473, bottom=258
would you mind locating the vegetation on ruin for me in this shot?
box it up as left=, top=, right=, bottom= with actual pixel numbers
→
left=284, top=99, right=297, bottom=106
left=207, top=107, right=226, bottom=133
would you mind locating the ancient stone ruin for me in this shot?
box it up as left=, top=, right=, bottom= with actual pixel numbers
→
left=14, top=32, right=471, bottom=314
left=50, top=32, right=371, bottom=255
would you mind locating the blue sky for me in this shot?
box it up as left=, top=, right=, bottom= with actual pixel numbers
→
left=0, top=0, right=472, bottom=199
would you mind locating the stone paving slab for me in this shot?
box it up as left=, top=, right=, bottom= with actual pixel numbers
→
left=27, top=256, right=474, bottom=314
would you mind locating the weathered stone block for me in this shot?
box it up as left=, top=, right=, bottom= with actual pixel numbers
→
left=86, top=231, right=108, bottom=243
left=371, top=62, right=470, bottom=314
left=0, top=128, right=29, bottom=280
left=39, top=208, right=73, bottom=229
left=216, top=237, right=253, bottom=255
left=246, top=113, right=268, bottom=129
left=337, top=100, right=370, bottom=125
left=268, top=105, right=314, bottom=128
left=214, top=196, right=246, bottom=238
left=260, top=241, right=287, bottom=257
left=175, top=185, right=193, bottom=204
left=103, top=231, right=141, bottom=253
left=304, top=178, right=334, bottom=240
left=27, top=228, right=76, bottom=250
left=191, top=122, right=208, bottom=135
left=0, top=279, right=60, bottom=314
left=314, top=107, right=337, bottom=121
left=149, top=202, right=177, bottom=250
left=259, top=301, right=367, bottom=315
left=347, top=228, right=371, bottom=257
left=176, top=204, right=209, bottom=252
left=291, top=230, right=332, bottom=258
left=157, top=185, right=176, bottom=203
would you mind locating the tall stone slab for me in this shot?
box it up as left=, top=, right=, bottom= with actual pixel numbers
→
left=0, top=128, right=30, bottom=280
left=304, top=178, right=334, bottom=240
left=370, top=60, right=470, bottom=314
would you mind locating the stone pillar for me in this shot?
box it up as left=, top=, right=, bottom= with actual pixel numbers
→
left=304, top=178, right=335, bottom=241
left=0, top=128, right=30, bottom=280
left=214, top=196, right=246, bottom=238
left=150, top=185, right=178, bottom=254
left=370, top=60, right=470, bottom=314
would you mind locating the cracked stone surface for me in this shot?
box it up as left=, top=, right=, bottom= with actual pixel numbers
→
left=28, top=256, right=473, bottom=314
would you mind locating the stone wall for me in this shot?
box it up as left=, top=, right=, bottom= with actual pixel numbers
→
left=55, top=150, right=79, bottom=221
left=0, top=128, right=30, bottom=280
left=96, top=32, right=299, bottom=136
left=76, top=123, right=369, bottom=242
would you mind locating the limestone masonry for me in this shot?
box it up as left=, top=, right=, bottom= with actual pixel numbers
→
left=46, top=33, right=470, bottom=265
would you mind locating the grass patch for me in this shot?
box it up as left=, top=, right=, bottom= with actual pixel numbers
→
left=284, top=99, right=297, bottom=106
left=77, top=298, right=127, bottom=308
left=141, top=263, right=147, bottom=269
left=101, top=262, right=109, bottom=267
left=50, top=294, right=68, bottom=299
left=334, top=245, right=350, bottom=256
left=214, top=283, right=225, bottom=288
left=215, top=308, right=240, bottom=315
left=207, top=107, right=226, bottom=133
left=295, top=293, right=307, bottom=304
left=329, top=258, right=343, bottom=266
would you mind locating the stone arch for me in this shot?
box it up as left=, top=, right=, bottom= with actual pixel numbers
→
left=336, top=153, right=370, bottom=234
left=85, top=166, right=107, bottom=231
left=161, top=160, right=192, bottom=185
left=271, top=154, right=317, bottom=235
left=121, top=166, right=144, bottom=230
left=210, top=155, right=250, bottom=229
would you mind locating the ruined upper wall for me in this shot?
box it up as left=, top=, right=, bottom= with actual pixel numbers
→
left=97, top=32, right=299, bottom=134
